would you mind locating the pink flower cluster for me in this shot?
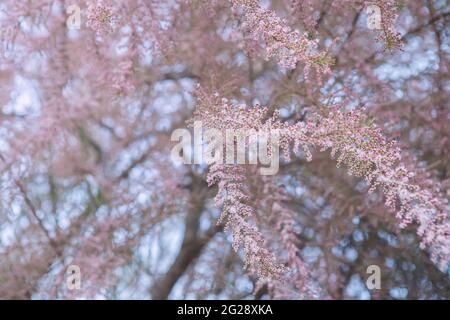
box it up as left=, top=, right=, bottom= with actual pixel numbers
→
left=193, top=88, right=450, bottom=273
left=207, top=164, right=285, bottom=279
left=366, top=0, right=403, bottom=51
left=264, top=181, right=317, bottom=299
left=312, top=108, right=449, bottom=269
left=86, top=0, right=119, bottom=36
left=231, top=0, right=334, bottom=76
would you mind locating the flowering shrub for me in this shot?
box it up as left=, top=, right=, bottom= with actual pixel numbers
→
left=0, top=0, right=448, bottom=299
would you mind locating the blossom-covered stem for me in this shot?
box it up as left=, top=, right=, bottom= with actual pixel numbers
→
left=231, top=0, right=334, bottom=76
left=262, top=180, right=316, bottom=299
left=194, top=89, right=449, bottom=270
left=207, top=164, right=285, bottom=279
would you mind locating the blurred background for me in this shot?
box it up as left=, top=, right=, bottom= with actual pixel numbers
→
left=0, top=0, right=448, bottom=299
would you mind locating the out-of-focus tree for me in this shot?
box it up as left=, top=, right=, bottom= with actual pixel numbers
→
left=0, top=0, right=448, bottom=299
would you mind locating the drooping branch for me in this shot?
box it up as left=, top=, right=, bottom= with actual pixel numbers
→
left=193, top=88, right=450, bottom=271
